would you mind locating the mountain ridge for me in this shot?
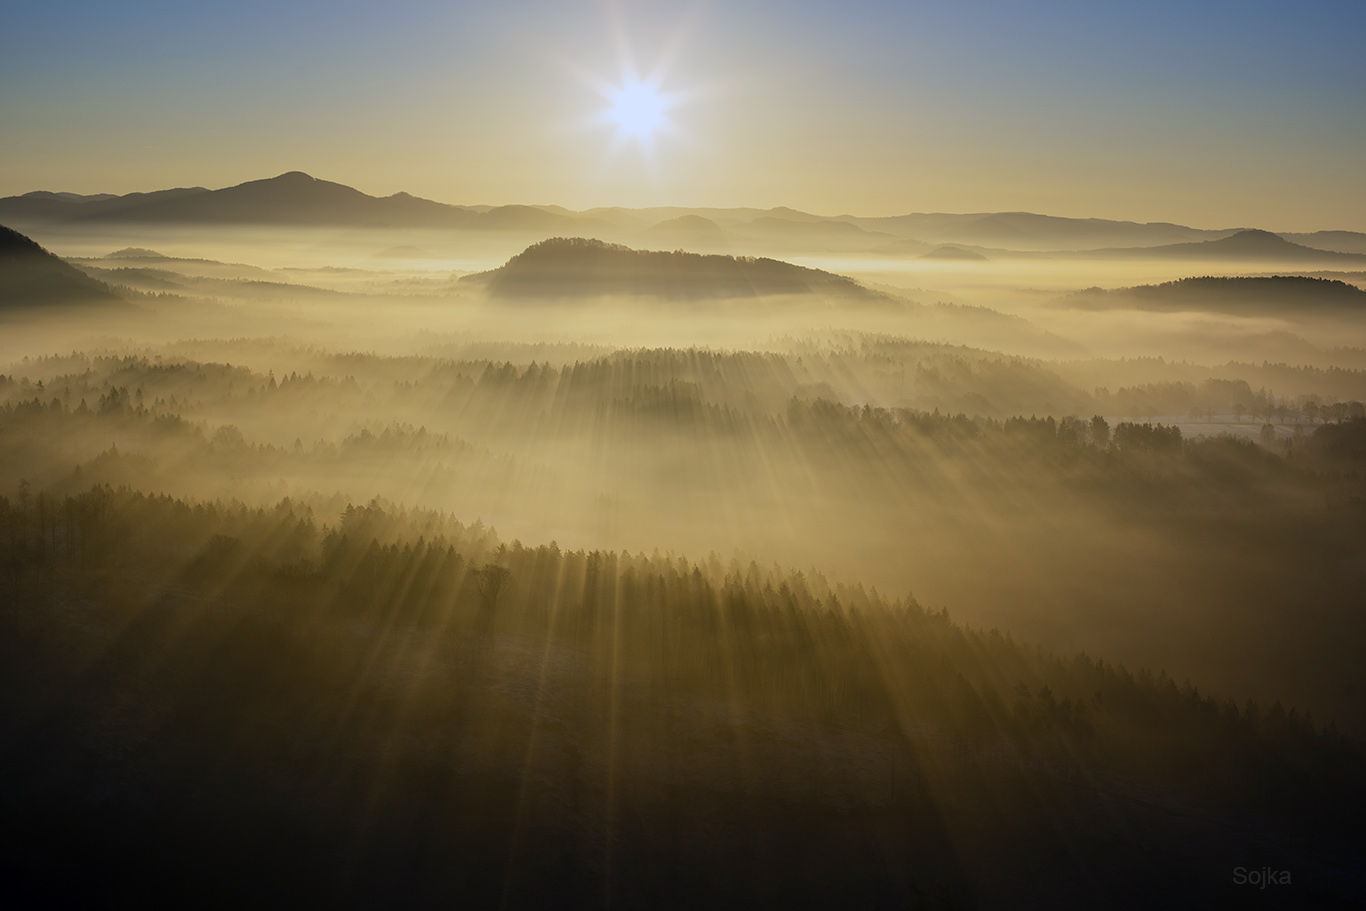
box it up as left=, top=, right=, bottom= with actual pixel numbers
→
left=2, top=174, right=1360, bottom=256
left=0, top=172, right=592, bottom=233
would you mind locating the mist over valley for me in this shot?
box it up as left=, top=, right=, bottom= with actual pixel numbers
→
left=3, top=74, right=1365, bottom=911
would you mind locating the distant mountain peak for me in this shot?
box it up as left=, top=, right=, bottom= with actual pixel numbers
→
left=1198, top=229, right=1353, bottom=257
left=920, top=244, right=988, bottom=261
left=1085, top=228, right=1365, bottom=262
left=106, top=247, right=167, bottom=259
left=657, top=214, right=720, bottom=228
left=644, top=214, right=727, bottom=244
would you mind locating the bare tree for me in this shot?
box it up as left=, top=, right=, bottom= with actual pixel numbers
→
left=474, top=564, right=511, bottom=607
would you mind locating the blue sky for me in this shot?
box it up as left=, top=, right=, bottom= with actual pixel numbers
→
left=2, top=0, right=1363, bottom=228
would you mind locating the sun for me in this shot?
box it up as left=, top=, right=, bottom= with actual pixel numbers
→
left=571, top=18, right=700, bottom=169
left=605, top=79, right=670, bottom=143
left=591, top=72, right=681, bottom=157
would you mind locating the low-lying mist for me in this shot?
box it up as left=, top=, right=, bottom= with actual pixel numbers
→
left=3, top=223, right=1365, bottom=907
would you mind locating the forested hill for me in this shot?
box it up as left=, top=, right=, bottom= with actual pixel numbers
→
left=1063, top=275, right=1366, bottom=315
left=1, top=486, right=1361, bottom=906
left=461, top=237, right=886, bottom=300
left=0, top=225, right=124, bottom=308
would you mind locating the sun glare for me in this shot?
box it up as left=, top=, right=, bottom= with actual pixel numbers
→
left=574, top=15, right=697, bottom=167
left=591, top=72, right=681, bottom=159
left=606, top=80, right=669, bottom=142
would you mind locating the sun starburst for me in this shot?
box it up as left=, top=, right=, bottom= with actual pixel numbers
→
left=593, top=72, right=681, bottom=159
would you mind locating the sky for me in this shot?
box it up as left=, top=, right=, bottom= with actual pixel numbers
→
left=2, top=0, right=1364, bottom=230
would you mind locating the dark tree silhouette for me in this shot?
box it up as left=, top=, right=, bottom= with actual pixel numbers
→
left=473, top=563, right=511, bottom=606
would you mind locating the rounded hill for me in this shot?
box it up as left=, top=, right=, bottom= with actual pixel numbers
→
left=461, top=237, right=885, bottom=301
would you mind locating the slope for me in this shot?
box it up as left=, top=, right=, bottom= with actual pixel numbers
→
left=0, top=225, right=125, bottom=308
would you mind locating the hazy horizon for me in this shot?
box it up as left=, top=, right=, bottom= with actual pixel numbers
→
left=5, top=169, right=1366, bottom=237
left=4, top=1, right=1365, bottom=231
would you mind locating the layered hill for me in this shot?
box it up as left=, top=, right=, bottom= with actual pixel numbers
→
left=0, top=187, right=208, bottom=225
left=4, top=174, right=1362, bottom=260
left=461, top=237, right=885, bottom=300
left=0, top=172, right=590, bottom=232
left=1062, top=275, right=1366, bottom=315
left=845, top=211, right=1224, bottom=251
left=641, top=214, right=729, bottom=249
left=1084, top=229, right=1366, bottom=263
left=920, top=244, right=989, bottom=261
left=0, top=225, right=125, bottom=308
left=1279, top=230, right=1366, bottom=256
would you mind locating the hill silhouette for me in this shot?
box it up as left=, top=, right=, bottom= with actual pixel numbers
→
left=1062, top=275, right=1366, bottom=315
left=0, top=187, right=208, bottom=224
left=736, top=216, right=897, bottom=251
left=1281, top=230, right=1366, bottom=256
left=920, top=244, right=989, bottom=261
left=106, top=247, right=169, bottom=260
left=0, top=173, right=593, bottom=231
left=7, top=174, right=1363, bottom=261
left=461, top=237, right=884, bottom=300
left=743, top=216, right=878, bottom=239
left=0, top=225, right=124, bottom=308
left=1086, top=229, right=1366, bottom=263
left=845, top=211, right=1219, bottom=251
left=642, top=214, right=729, bottom=248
